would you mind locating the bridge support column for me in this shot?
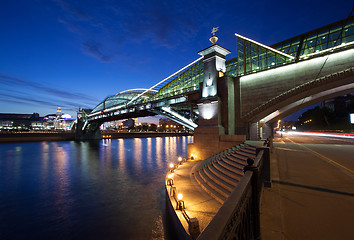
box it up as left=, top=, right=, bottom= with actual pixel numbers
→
left=187, top=41, right=245, bottom=160
left=248, top=121, right=274, bottom=140
left=234, top=76, right=248, bottom=136
left=75, top=111, right=101, bottom=141
left=249, top=122, right=259, bottom=140
left=264, top=122, right=274, bottom=139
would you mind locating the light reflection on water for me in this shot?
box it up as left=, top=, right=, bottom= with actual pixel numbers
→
left=0, top=136, right=193, bottom=240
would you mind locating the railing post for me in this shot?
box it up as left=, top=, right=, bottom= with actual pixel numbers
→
left=256, top=147, right=271, bottom=188
left=188, top=218, right=200, bottom=240
left=244, top=158, right=261, bottom=240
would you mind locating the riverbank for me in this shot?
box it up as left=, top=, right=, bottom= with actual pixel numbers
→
left=0, top=131, right=192, bottom=143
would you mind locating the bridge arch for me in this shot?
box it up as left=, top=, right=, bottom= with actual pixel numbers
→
left=236, top=47, right=354, bottom=140
left=90, top=88, right=157, bottom=115
left=246, top=67, right=354, bottom=123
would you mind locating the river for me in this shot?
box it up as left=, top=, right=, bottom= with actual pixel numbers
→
left=0, top=136, right=193, bottom=239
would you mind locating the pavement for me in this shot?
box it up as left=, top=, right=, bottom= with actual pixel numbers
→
left=167, top=136, right=354, bottom=239
left=260, top=135, right=354, bottom=240
left=166, top=160, right=222, bottom=235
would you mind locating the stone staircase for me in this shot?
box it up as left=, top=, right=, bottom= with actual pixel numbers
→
left=193, top=144, right=257, bottom=204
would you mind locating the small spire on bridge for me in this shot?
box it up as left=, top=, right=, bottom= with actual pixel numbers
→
left=210, top=27, right=219, bottom=44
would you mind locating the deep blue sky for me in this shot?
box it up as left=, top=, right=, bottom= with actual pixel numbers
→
left=0, top=0, right=352, bottom=120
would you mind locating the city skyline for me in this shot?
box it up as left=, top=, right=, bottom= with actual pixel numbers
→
left=0, top=0, right=351, bottom=120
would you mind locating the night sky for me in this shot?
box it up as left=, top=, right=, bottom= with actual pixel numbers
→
left=0, top=0, right=352, bottom=120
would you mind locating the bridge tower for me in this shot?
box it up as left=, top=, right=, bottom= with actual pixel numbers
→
left=187, top=30, right=245, bottom=160
left=75, top=109, right=101, bottom=140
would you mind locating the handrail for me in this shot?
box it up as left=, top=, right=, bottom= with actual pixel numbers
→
left=197, top=147, right=269, bottom=240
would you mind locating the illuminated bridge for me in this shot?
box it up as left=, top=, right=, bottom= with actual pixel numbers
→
left=76, top=16, right=354, bottom=157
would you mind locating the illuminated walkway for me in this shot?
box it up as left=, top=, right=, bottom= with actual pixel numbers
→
left=260, top=135, right=354, bottom=240
left=167, top=160, right=221, bottom=235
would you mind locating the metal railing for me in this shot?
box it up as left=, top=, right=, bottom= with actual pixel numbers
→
left=197, top=147, right=270, bottom=240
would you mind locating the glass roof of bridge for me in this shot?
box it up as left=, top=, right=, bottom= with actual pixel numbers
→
left=226, top=15, right=354, bottom=76
left=90, top=16, right=353, bottom=114
left=91, top=89, right=157, bottom=114
left=150, top=59, right=203, bottom=101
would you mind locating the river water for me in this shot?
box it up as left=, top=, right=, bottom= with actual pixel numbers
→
left=0, top=136, right=193, bottom=240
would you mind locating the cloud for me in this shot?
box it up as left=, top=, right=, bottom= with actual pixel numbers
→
left=82, top=40, right=113, bottom=62
left=0, top=74, right=98, bottom=112
left=53, top=0, right=204, bottom=61
left=0, top=74, right=98, bottom=103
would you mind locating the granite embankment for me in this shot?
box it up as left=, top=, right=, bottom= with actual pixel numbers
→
left=0, top=131, right=192, bottom=143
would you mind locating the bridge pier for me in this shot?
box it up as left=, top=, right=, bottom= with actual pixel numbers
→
left=248, top=121, right=274, bottom=140
left=75, top=111, right=101, bottom=141
left=187, top=40, right=245, bottom=160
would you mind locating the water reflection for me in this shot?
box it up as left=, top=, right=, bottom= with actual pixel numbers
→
left=0, top=136, right=188, bottom=239
left=147, top=138, right=152, bottom=166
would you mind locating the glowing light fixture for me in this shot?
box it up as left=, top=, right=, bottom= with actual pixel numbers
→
left=169, top=163, right=175, bottom=172
left=177, top=193, right=183, bottom=200
left=178, top=157, right=183, bottom=165
left=198, top=101, right=218, bottom=120
left=167, top=173, right=174, bottom=186
left=176, top=193, right=185, bottom=210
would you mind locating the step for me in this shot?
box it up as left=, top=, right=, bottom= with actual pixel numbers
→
left=241, top=148, right=257, bottom=155
left=198, top=168, right=230, bottom=199
left=225, top=154, right=247, bottom=166
left=203, top=165, right=234, bottom=192
left=240, top=144, right=257, bottom=154
left=221, top=156, right=245, bottom=171
left=194, top=171, right=226, bottom=204
left=208, top=164, right=238, bottom=187
left=213, top=162, right=241, bottom=182
left=216, top=160, right=244, bottom=178
left=239, top=149, right=256, bottom=158
left=230, top=151, right=251, bottom=160
left=241, top=143, right=257, bottom=150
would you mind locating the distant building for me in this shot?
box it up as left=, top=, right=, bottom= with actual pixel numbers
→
left=123, top=118, right=135, bottom=128
left=0, top=113, right=43, bottom=131
left=159, top=118, right=179, bottom=126
left=44, top=112, right=75, bottom=131
left=158, top=118, right=185, bottom=132
left=320, top=94, right=354, bottom=118
left=0, top=108, right=75, bottom=132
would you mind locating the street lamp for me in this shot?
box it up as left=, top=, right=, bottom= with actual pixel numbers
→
left=169, top=163, right=175, bottom=172
left=167, top=173, right=174, bottom=186
left=176, top=193, right=185, bottom=210
left=178, top=156, right=183, bottom=165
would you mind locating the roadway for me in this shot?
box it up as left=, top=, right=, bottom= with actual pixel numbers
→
left=260, top=132, right=354, bottom=240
